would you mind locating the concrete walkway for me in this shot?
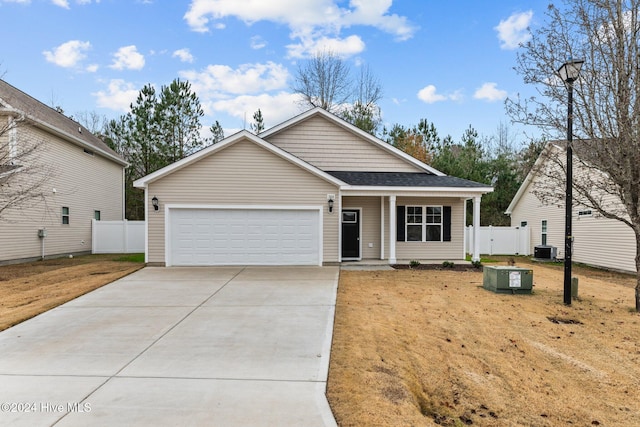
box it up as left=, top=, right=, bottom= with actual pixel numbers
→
left=0, top=266, right=339, bottom=427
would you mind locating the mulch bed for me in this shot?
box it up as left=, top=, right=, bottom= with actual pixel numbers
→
left=392, top=264, right=483, bottom=272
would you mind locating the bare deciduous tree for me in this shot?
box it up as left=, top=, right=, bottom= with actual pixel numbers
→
left=0, top=116, right=53, bottom=220
left=506, top=0, right=640, bottom=310
left=292, top=50, right=353, bottom=113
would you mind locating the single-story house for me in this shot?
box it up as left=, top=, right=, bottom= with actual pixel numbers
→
left=134, top=108, right=493, bottom=266
left=0, top=79, right=127, bottom=264
left=506, top=142, right=636, bottom=273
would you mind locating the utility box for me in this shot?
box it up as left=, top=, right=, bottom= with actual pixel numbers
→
left=483, top=266, right=533, bottom=294
left=38, top=229, right=47, bottom=238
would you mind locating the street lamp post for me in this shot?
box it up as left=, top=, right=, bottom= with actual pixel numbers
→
left=557, top=59, right=584, bottom=306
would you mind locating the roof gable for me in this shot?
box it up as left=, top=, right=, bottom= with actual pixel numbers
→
left=506, top=142, right=562, bottom=214
left=261, top=108, right=444, bottom=175
left=133, top=130, right=344, bottom=188
left=0, top=79, right=126, bottom=166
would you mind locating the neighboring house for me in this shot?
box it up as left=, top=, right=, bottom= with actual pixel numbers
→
left=134, top=108, right=493, bottom=266
left=506, top=142, right=636, bottom=273
left=0, top=79, right=127, bottom=263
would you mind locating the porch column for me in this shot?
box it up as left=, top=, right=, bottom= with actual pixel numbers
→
left=389, top=195, right=397, bottom=264
left=472, top=196, right=481, bottom=262
left=380, top=196, right=385, bottom=260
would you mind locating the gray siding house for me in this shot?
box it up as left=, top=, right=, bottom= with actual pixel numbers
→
left=134, top=108, right=493, bottom=266
left=0, top=79, right=127, bottom=263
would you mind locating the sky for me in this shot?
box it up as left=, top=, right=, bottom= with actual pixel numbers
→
left=0, top=0, right=554, bottom=145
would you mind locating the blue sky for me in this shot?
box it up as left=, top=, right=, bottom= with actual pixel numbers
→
left=1, top=0, right=552, bottom=145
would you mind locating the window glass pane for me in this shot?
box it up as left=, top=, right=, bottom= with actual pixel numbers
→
left=542, top=235, right=547, bottom=245
left=426, top=206, right=441, bottom=223
left=407, top=206, right=422, bottom=224
left=426, top=225, right=441, bottom=241
left=541, top=220, right=547, bottom=232
left=62, top=207, right=69, bottom=215
left=94, top=210, right=101, bottom=221
left=62, top=216, right=69, bottom=225
left=342, top=211, right=356, bottom=223
left=407, top=225, right=422, bottom=241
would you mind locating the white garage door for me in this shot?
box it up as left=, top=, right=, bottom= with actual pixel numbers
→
left=169, top=208, right=321, bottom=266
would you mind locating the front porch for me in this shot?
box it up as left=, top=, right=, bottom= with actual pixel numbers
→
left=337, top=193, right=484, bottom=264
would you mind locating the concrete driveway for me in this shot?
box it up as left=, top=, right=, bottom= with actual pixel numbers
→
left=0, top=266, right=339, bottom=427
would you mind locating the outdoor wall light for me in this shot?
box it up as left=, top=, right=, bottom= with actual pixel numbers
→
left=328, top=196, right=334, bottom=213
left=152, top=196, right=159, bottom=211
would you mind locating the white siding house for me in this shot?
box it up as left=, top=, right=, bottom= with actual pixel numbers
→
left=506, top=143, right=637, bottom=273
left=0, top=79, right=127, bottom=263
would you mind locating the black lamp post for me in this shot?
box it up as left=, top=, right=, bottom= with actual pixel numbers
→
left=557, top=59, right=584, bottom=306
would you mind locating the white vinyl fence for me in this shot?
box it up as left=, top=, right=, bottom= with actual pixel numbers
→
left=466, top=225, right=530, bottom=256
left=92, top=219, right=145, bottom=254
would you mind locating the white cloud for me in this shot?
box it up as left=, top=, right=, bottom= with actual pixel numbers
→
left=86, top=63, right=99, bottom=72
left=417, top=85, right=448, bottom=104
left=287, top=34, right=365, bottom=58
left=110, top=45, right=145, bottom=70
left=180, top=61, right=290, bottom=96
left=173, top=48, right=194, bottom=63
left=209, top=92, right=302, bottom=129
left=43, top=40, right=91, bottom=68
left=495, top=11, right=533, bottom=50
left=250, top=35, right=267, bottom=50
left=51, top=0, right=99, bottom=6
left=183, top=0, right=416, bottom=57
left=474, top=82, right=507, bottom=102
left=92, top=79, right=140, bottom=112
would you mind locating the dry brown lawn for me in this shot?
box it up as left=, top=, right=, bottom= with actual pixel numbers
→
left=0, top=254, right=144, bottom=331
left=327, top=259, right=640, bottom=426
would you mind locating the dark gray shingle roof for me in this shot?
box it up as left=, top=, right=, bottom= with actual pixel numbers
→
left=327, top=171, right=490, bottom=188
left=0, top=79, right=125, bottom=165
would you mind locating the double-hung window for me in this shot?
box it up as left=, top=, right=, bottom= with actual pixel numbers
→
left=405, top=206, right=443, bottom=242
left=541, top=220, right=548, bottom=245
left=62, top=207, right=70, bottom=225
left=406, top=206, right=423, bottom=241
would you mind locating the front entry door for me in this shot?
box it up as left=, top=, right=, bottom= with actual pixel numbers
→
left=341, top=209, right=360, bottom=259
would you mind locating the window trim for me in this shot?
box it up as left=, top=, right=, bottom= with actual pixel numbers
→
left=404, top=205, right=444, bottom=242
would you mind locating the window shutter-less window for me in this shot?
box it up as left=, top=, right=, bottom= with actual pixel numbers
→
left=443, top=206, right=451, bottom=242
left=397, top=206, right=405, bottom=241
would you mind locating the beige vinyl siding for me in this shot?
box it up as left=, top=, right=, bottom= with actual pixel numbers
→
left=147, top=138, right=340, bottom=264
left=342, top=196, right=382, bottom=259
left=265, top=115, right=422, bottom=172
left=0, top=126, right=124, bottom=262
left=389, top=197, right=465, bottom=261
left=573, top=212, right=636, bottom=272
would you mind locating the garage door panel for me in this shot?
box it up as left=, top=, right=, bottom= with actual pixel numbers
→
left=169, top=208, right=320, bottom=266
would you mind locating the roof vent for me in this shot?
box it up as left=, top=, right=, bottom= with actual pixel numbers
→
left=78, top=126, right=82, bottom=133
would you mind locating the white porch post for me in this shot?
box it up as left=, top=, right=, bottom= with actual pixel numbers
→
left=380, top=196, right=385, bottom=260
left=472, top=196, right=481, bottom=262
left=389, top=195, right=397, bottom=264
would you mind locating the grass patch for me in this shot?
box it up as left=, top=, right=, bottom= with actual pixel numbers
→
left=465, top=254, right=500, bottom=263
left=112, top=253, right=145, bottom=263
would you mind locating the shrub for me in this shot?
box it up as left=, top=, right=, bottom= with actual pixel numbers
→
left=472, top=260, right=483, bottom=269
left=409, top=260, right=421, bottom=268
left=442, top=261, right=455, bottom=268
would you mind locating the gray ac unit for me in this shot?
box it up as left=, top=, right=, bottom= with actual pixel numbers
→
left=534, top=245, right=557, bottom=260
